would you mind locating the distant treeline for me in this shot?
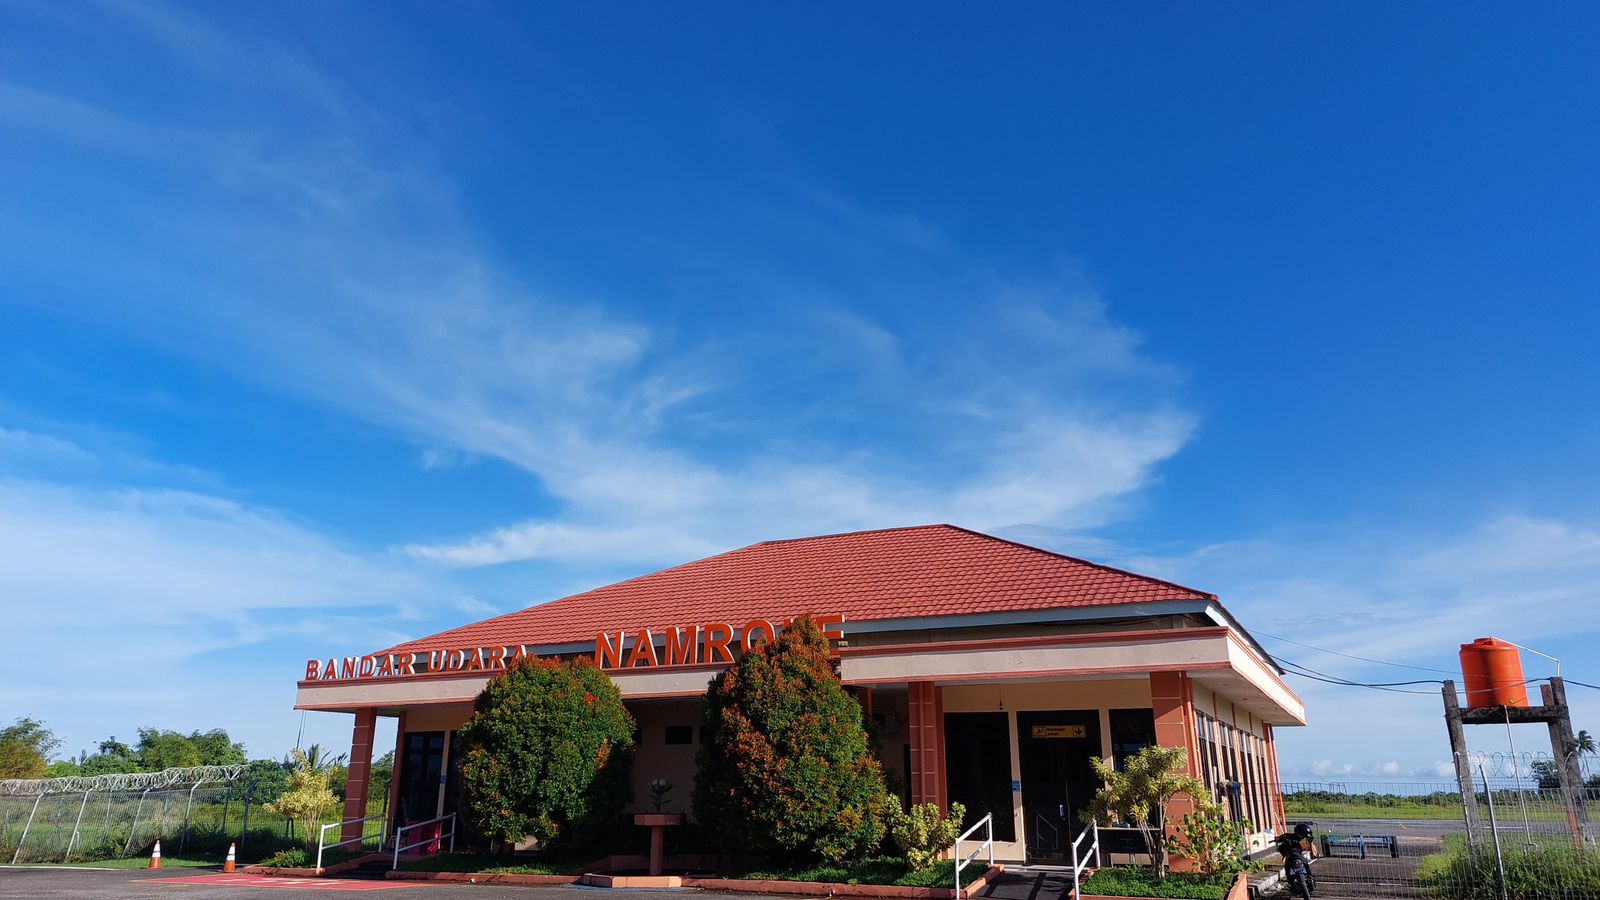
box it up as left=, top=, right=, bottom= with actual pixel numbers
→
left=0, top=717, right=390, bottom=803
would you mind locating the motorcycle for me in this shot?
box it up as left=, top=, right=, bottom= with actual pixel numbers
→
left=1274, top=822, right=1316, bottom=899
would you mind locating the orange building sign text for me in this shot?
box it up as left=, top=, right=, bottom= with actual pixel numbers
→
left=302, top=613, right=845, bottom=683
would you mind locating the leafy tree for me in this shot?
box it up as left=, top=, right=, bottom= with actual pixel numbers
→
left=457, top=655, right=635, bottom=849
left=1531, top=758, right=1562, bottom=791
left=267, top=749, right=340, bottom=852
left=1577, top=730, right=1596, bottom=757
left=694, top=616, right=892, bottom=865
left=134, top=727, right=246, bottom=770
left=46, top=760, right=81, bottom=778
left=0, top=717, right=61, bottom=779
left=370, top=751, right=395, bottom=801
left=1087, top=745, right=1209, bottom=879
left=80, top=737, right=141, bottom=775
left=229, top=758, right=290, bottom=805
left=189, top=729, right=247, bottom=765
left=890, top=801, right=967, bottom=871
left=136, top=728, right=202, bottom=769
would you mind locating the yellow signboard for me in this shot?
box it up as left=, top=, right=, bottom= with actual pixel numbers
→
left=1031, top=724, right=1087, bottom=739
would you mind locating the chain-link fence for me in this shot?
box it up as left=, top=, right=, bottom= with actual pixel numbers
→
left=0, top=766, right=387, bottom=866
left=1263, top=757, right=1600, bottom=899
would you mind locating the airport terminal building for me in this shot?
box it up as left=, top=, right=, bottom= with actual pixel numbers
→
left=294, top=524, right=1304, bottom=863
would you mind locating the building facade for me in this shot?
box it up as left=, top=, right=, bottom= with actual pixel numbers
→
left=294, top=525, right=1304, bottom=863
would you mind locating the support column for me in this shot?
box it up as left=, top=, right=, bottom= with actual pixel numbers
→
left=386, top=713, right=407, bottom=842
left=907, top=682, right=947, bottom=810
left=1151, top=671, right=1199, bottom=867
left=341, top=708, right=378, bottom=843
left=1264, top=724, right=1287, bottom=833
left=1543, top=678, right=1591, bottom=846
left=1442, top=680, right=1481, bottom=841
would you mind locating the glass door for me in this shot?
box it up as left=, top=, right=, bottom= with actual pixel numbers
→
left=1016, top=710, right=1101, bottom=864
left=395, top=731, right=447, bottom=847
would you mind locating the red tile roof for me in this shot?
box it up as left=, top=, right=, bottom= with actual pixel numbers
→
left=385, top=524, right=1217, bottom=655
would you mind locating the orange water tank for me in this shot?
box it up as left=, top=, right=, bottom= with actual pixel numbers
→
left=1459, top=638, right=1529, bottom=709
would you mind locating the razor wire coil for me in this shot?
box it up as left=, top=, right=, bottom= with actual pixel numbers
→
left=0, top=765, right=247, bottom=797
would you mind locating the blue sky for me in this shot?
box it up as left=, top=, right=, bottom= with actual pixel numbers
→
left=3, top=1, right=1599, bottom=779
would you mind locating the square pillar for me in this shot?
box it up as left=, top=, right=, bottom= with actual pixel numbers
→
left=1151, top=671, right=1200, bottom=864
left=341, top=708, right=378, bottom=843
left=907, top=681, right=947, bottom=809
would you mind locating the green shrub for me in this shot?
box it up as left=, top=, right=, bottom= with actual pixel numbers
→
left=1080, top=865, right=1237, bottom=899
left=265, top=749, right=339, bottom=852
left=1163, top=811, right=1248, bottom=875
left=456, top=655, right=635, bottom=849
left=1087, top=745, right=1209, bottom=879
left=693, top=616, right=892, bottom=865
left=398, top=851, right=583, bottom=874
left=259, top=848, right=310, bottom=869
left=889, top=801, right=966, bottom=871
left=742, top=856, right=990, bottom=888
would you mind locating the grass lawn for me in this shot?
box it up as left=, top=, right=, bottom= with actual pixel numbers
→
left=25, top=856, right=218, bottom=869
left=398, top=852, right=586, bottom=875
left=1285, top=801, right=1600, bottom=822
left=742, top=857, right=988, bottom=889
left=1079, top=866, right=1237, bottom=900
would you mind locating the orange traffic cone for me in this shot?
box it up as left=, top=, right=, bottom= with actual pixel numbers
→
left=149, top=840, right=162, bottom=870
left=223, top=843, right=237, bottom=873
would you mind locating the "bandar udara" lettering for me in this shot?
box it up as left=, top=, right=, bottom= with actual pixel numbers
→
left=302, top=613, right=845, bottom=683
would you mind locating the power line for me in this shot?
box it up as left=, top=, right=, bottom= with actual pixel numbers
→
left=1276, top=657, right=1445, bottom=695
left=1256, top=630, right=1460, bottom=676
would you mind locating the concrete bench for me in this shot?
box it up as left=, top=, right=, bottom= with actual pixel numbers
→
left=1320, top=834, right=1398, bottom=859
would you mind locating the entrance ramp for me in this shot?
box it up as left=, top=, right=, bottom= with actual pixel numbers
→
left=975, top=867, right=1079, bottom=900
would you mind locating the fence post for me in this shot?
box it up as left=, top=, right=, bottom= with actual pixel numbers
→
left=239, top=780, right=254, bottom=854
left=179, top=782, right=201, bottom=853
left=124, top=786, right=153, bottom=855
left=11, top=794, right=44, bottom=865
left=1481, top=766, right=1508, bottom=900
left=64, top=790, right=92, bottom=862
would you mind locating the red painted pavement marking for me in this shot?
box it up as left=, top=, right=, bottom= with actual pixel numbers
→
left=155, top=873, right=424, bottom=891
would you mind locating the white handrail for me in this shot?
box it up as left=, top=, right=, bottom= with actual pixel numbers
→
left=391, top=813, right=457, bottom=870
left=953, top=812, right=994, bottom=900
left=1068, top=821, right=1100, bottom=899
left=316, top=813, right=387, bottom=870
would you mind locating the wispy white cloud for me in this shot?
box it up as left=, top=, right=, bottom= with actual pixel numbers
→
left=0, top=430, right=431, bottom=756
left=1126, top=514, right=1600, bottom=780
left=1, top=6, right=1198, bottom=573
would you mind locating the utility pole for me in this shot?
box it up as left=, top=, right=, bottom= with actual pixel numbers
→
left=1443, top=680, right=1481, bottom=844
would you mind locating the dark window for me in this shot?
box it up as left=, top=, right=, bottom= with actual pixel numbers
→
left=944, top=712, right=1016, bottom=842
left=664, top=724, right=693, bottom=745
left=1109, top=709, right=1156, bottom=771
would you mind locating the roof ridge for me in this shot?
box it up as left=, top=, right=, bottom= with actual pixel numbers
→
left=753, top=523, right=955, bottom=546
left=375, top=538, right=769, bottom=655
left=937, top=524, right=1219, bottom=601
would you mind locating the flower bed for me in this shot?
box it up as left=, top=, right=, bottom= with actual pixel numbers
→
left=1079, top=866, right=1240, bottom=899
left=241, top=848, right=384, bottom=877
left=395, top=851, right=585, bottom=875
left=684, top=858, right=1003, bottom=899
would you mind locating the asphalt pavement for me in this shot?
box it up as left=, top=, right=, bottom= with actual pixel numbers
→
left=0, top=867, right=786, bottom=900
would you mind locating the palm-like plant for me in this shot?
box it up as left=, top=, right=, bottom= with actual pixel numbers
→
left=282, top=742, right=348, bottom=773
left=1576, top=730, right=1596, bottom=757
